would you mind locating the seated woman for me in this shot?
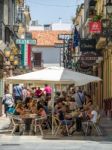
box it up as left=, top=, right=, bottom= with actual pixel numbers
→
left=65, top=96, right=77, bottom=112
left=37, top=104, right=47, bottom=117
left=29, top=100, right=38, bottom=114
left=15, top=102, right=27, bottom=115
left=15, top=102, right=35, bottom=135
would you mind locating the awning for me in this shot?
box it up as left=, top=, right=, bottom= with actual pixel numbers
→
left=6, top=66, right=102, bottom=86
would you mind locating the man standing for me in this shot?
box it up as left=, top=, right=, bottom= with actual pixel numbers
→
left=44, top=84, right=52, bottom=96
left=35, top=87, right=43, bottom=98
left=74, top=88, right=85, bottom=109
left=13, top=84, right=23, bottom=104
left=2, top=90, right=14, bottom=116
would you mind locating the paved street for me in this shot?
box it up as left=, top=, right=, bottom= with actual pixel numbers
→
left=0, top=116, right=112, bottom=149
left=0, top=135, right=112, bottom=150
left=0, top=116, right=10, bottom=132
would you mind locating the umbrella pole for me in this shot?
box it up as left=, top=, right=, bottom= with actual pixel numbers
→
left=51, top=84, right=55, bottom=135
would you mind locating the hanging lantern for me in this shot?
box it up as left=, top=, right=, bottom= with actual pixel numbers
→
left=13, top=59, right=19, bottom=66
left=12, top=47, right=18, bottom=55
left=9, top=54, right=14, bottom=62
left=4, top=47, right=11, bottom=58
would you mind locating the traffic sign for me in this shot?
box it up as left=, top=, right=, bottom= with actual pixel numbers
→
left=16, top=39, right=37, bottom=45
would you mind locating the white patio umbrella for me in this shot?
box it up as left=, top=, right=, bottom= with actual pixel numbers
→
left=6, top=66, right=101, bottom=86
left=6, top=66, right=101, bottom=135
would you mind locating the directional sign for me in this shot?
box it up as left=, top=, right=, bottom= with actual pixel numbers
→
left=16, top=39, right=37, bottom=45
left=58, top=34, right=72, bottom=40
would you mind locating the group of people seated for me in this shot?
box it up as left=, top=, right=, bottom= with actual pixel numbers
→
left=53, top=90, right=98, bottom=135
left=2, top=84, right=99, bottom=136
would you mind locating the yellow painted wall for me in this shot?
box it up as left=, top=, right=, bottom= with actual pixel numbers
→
left=95, top=0, right=104, bottom=15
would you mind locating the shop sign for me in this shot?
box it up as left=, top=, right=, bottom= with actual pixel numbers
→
left=75, top=60, right=92, bottom=73
left=16, top=39, right=37, bottom=45
left=89, top=21, right=102, bottom=33
left=80, top=38, right=96, bottom=52
left=80, top=52, right=98, bottom=67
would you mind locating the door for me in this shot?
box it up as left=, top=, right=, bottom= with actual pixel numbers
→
left=33, top=52, right=42, bottom=67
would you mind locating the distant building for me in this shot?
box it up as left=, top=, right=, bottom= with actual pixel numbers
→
left=31, top=30, right=71, bottom=68
left=30, top=20, right=72, bottom=68
left=31, top=20, right=39, bottom=26
left=29, top=21, right=72, bottom=31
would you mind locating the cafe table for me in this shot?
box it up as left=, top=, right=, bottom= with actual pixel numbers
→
left=20, top=114, right=46, bottom=136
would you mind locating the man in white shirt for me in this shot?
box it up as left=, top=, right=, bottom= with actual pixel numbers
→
left=90, top=109, right=98, bottom=123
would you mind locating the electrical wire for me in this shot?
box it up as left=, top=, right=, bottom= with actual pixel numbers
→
left=26, top=0, right=82, bottom=8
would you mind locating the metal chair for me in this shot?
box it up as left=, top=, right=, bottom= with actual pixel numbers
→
left=53, top=116, right=70, bottom=136
left=82, top=114, right=102, bottom=136
left=8, top=114, right=24, bottom=135
left=34, top=117, right=46, bottom=136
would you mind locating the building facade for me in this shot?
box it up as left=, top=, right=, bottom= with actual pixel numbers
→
left=72, top=0, right=112, bottom=113
left=31, top=30, right=72, bottom=68
left=0, top=0, right=31, bottom=115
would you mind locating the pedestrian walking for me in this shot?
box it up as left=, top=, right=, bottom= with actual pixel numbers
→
left=13, top=84, right=23, bottom=104
left=2, top=90, right=14, bottom=116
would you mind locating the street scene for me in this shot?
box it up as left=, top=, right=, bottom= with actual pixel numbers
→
left=0, top=0, right=112, bottom=149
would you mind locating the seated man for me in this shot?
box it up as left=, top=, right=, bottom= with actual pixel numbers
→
left=82, top=105, right=98, bottom=135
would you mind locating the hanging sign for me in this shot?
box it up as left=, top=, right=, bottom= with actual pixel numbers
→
left=89, top=21, right=102, bottom=33
left=75, top=60, right=92, bottom=73
left=80, top=38, right=96, bottom=52
left=80, top=52, right=98, bottom=67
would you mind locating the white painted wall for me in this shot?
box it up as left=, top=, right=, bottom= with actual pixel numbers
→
left=29, top=22, right=72, bottom=31
left=51, top=23, right=72, bottom=31
left=32, top=47, right=61, bottom=67
left=29, top=26, right=44, bottom=31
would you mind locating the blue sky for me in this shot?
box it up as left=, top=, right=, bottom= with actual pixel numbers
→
left=26, top=0, right=84, bottom=25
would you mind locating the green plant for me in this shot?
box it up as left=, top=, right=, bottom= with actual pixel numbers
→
left=93, top=15, right=102, bottom=22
